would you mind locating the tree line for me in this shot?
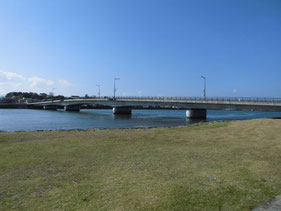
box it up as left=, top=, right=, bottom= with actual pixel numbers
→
left=5, top=92, right=65, bottom=100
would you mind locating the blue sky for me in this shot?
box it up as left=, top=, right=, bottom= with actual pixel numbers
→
left=0, top=0, right=281, bottom=97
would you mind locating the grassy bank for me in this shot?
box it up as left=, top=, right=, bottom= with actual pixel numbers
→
left=0, top=119, right=281, bottom=210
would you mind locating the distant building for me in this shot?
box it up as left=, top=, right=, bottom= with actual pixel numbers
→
left=70, top=96, right=80, bottom=99
left=23, top=98, right=34, bottom=103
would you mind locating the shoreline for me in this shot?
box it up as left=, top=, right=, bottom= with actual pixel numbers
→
left=1, top=117, right=279, bottom=133
left=0, top=120, right=211, bottom=133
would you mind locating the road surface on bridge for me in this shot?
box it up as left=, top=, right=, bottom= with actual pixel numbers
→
left=30, top=96, right=281, bottom=112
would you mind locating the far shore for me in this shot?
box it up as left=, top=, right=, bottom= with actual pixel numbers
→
left=0, top=103, right=28, bottom=109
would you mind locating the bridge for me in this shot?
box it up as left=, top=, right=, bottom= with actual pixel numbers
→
left=29, top=96, right=281, bottom=119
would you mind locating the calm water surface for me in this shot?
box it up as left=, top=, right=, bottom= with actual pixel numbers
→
left=1, top=109, right=281, bottom=131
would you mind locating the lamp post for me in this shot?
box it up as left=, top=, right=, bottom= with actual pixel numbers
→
left=96, top=84, right=100, bottom=98
left=51, top=88, right=56, bottom=103
left=113, top=77, right=120, bottom=99
left=201, top=76, right=206, bottom=99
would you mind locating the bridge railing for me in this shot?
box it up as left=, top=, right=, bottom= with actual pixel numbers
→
left=31, top=96, right=281, bottom=104
left=114, top=96, right=281, bottom=103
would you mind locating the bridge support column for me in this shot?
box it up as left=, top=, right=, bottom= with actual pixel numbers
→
left=113, top=107, right=132, bottom=115
left=186, top=109, right=207, bottom=119
left=43, top=105, right=57, bottom=110
left=64, top=105, right=80, bottom=112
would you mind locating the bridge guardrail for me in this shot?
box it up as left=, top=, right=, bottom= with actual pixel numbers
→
left=114, top=96, right=281, bottom=103
left=30, top=96, right=281, bottom=104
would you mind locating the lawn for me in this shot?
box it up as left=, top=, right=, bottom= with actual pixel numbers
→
left=0, top=119, right=281, bottom=210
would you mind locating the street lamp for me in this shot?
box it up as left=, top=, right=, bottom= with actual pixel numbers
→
left=201, top=76, right=206, bottom=99
left=50, top=88, right=56, bottom=103
left=113, top=77, right=120, bottom=99
left=52, top=88, right=56, bottom=96
left=96, top=84, right=100, bottom=98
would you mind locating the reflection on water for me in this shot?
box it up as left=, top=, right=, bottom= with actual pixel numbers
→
left=0, top=109, right=280, bottom=131
left=113, top=114, right=132, bottom=120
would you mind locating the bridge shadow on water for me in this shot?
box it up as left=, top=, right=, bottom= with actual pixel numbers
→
left=113, top=115, right=132, bottom=120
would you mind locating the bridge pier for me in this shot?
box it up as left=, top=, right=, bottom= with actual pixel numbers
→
left=186, top=109, right=207, bottom=119
left=113, top=107, right=132, bottom=115
left=64, top=105, right=80, bottom=112
left=43, top=105, right=57, bottom=110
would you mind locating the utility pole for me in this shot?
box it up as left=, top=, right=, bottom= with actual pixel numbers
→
left=113, top=77, right=120, bottom=99
left=96, top=84, right=100, bottom=98
left=201, top=76, right=206, bottom=99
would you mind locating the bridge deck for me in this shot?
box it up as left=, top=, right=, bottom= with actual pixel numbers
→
left=29, top=97, right=281, bottom=112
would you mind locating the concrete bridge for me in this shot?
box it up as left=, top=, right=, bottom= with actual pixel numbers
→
left=29, top=96, right=281, bottom=119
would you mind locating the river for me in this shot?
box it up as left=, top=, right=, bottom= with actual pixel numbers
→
left=0, top=109, right=281, bottom=131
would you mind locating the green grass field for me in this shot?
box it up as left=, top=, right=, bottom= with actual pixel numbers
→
left=1, top=119, right=281, bottom=210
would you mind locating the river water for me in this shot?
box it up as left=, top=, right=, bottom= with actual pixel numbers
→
left=0, top=109, right=281, bottom=132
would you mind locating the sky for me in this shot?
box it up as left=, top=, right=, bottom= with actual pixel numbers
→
left=0, top=0, right=281, bottom=97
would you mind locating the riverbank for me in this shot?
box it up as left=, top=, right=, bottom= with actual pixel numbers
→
left=1, top=119, right=281, bottom=210
left=0, top=103, right=27, bottom=109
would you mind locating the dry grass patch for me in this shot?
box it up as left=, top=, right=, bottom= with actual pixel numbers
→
left=0, top=119, right=281, bottom=210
